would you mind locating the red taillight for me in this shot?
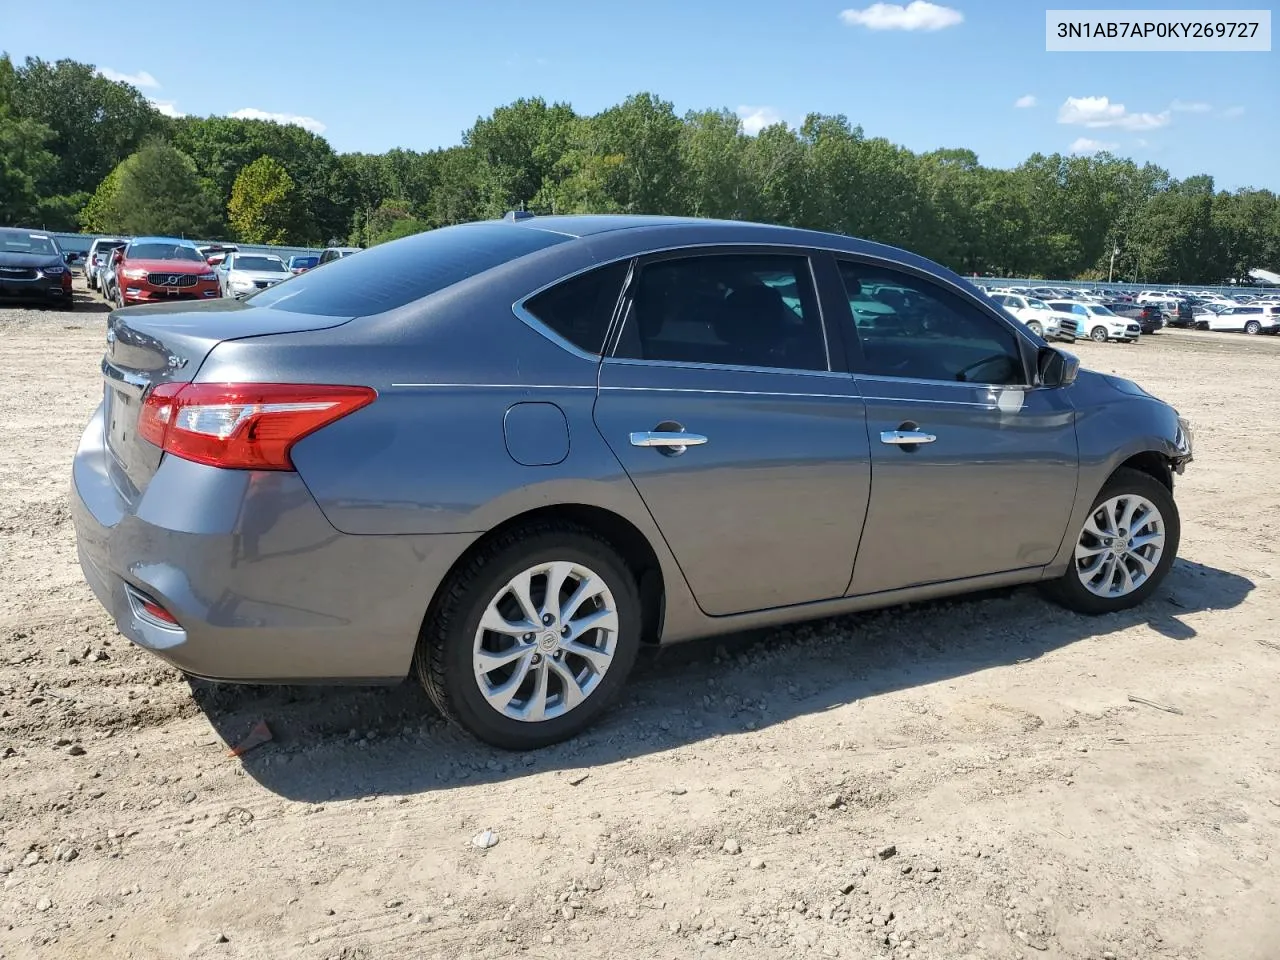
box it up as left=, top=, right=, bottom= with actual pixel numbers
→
left=138, top=383, right=376, bottom=470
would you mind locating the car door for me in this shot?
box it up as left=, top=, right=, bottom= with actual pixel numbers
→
left=833, top=259, right=1079, bottom=596
left=592, top=249, right=871, bottom=617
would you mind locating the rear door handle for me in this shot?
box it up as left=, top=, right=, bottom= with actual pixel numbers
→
left=630, top=431, right=708, bottom=449
left=880, top=430, right=936, bottom=445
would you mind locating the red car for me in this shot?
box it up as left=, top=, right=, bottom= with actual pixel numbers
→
left=111, top=237, right=220, bottom=308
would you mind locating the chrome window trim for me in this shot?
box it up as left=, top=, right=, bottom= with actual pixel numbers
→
left=602, top=356, right=847, bottom=379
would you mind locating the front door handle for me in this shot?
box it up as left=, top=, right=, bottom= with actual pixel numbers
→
left=630, top=431, right=708, bottom=450
left=880, top=430, right=937, bottom=445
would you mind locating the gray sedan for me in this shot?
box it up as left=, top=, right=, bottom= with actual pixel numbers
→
left=71, top=215, right=1194, bottom=749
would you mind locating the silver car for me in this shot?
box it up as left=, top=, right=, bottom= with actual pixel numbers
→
left=71, top=215, right=1194, bottom=749
left=217, top=252, right=292, bottom=298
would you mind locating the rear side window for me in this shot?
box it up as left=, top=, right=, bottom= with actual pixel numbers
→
left=616, top=254, right=828, bottom=372
left=251, top=224, right=570, bottom=317
left=521, top=261, right=629, bottom=356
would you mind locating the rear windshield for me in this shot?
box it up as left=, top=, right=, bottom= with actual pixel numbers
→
left=129, top=242, right=203, bottom=262
left=249, top=223, right=571, bottom=317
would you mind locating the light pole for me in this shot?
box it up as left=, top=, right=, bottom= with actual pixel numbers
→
left=1108, top=244, right=1120, bottom=283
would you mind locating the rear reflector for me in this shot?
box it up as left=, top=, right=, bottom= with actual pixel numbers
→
left=139, top=382, right=376, bottom=470
left=141, top=598, right=178, bottom=625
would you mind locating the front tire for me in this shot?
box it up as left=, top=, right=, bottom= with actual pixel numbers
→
left=1244, top=320, right=1261, bottom=335
left=1041, top=467, right=1180, bottom=616
left=1090, top=326, right=1108, bottom=343
left=1027, top=321, right=1044, bottom=337
left=415, top=522, right=643, bottom=749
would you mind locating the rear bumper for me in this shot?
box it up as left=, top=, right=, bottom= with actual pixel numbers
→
left=71, top=403, right=478, bottom=683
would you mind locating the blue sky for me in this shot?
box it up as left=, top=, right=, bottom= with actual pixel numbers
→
left=6, top=0, right=1277, bottom=189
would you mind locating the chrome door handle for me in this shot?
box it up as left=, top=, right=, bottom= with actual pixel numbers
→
left=630, top=431, right=708, bottom=449
left=880, top=430, right=936, bottom=445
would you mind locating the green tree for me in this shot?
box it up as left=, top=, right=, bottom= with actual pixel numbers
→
left=5, top=55, right=165, bottom=198
left=464, top=97, right=577, bottom=216
left=173, top=116, right=347, bottom=242
left=97, top=139, right=224, bottom=238
left=79, top=166, right=123, bottom=233
left=228, top=156, right=304, bottom=244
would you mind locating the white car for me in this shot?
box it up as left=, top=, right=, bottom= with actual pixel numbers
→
left=988, top=293, right=1076, bottom=341
left=1045, top=300, right=1142, bottom=343
left=1202, top=304, right=1280, bottom=335
left=217, top=253, right=292, bottom=298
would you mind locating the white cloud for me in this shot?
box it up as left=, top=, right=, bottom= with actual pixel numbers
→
left=148, top=100, right=184, bottom=119
left=838, top=1, right=963, bottom=31
left=1014, top=94, right=1037, bottom=109
left=1069, top=137, right=1118, bottom=155
left=1057, top=96, right=1170, bottom=131
left=229, top=108, right=327, bottom=134
left=1170, top=99, right=1211, bottom=113
left=736, top=105, right=783, bottom=136
left=1224, top=105, right=1246, bottom=118
left=96, top=67, right=160, bottom=89
left=1134, top=138, right=1149, bottom=148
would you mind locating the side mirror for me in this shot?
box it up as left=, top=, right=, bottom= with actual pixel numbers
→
left=1037, top=347, right=1079, bottom=388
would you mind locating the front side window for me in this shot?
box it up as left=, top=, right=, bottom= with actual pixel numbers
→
left=616, top=254, right=828, bottom=372
left=522, top=261, right=629, bottom=356
left=838, top=260, right=1024, bottom=385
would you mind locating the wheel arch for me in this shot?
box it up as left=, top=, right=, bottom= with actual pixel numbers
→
left=420, top=503, right=669, bottom=648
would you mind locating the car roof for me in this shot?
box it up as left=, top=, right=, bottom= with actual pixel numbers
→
left=494, top=214, right=962, bottom=282
left=130, top=236, right=200, bottom=247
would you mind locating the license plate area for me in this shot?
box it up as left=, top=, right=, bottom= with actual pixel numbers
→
left=105, top=383, right=135, bottom=459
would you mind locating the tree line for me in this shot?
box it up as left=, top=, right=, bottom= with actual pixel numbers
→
left=2, top=54, right=1277, bottom=283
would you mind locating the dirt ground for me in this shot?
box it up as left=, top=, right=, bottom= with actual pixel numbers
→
left=2, top=281, right=1279, bottom=960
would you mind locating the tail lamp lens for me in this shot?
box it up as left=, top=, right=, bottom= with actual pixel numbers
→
left=138, top=383, right=375, bottom=470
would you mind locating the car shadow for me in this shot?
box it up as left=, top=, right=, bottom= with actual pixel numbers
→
left=189, top=557, right=1252, bottom=802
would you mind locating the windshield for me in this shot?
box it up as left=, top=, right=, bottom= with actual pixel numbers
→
left=250, top=222, right=571, bottom=317
left=290, top=256, right=319, bottom=268
left=234, top=256, right=288, bottom=273
left=1088, top=305, right=1117, bottom=316
left=0, top=231, right=59, bottom=256
left=128, top=243, right=203, bottom=262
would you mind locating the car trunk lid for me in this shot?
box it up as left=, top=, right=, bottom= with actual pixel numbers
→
left=101, top=299, right=354, bottom=499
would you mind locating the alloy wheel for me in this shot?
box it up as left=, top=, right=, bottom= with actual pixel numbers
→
left=472, top=561, right=619, bottom=722
left=1074, top=494, right=1166, bottom=598
left=1090, top=326, right=1108, bottom=342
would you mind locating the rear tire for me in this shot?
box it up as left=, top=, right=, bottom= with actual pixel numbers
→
left=414, top=522, right=643, bottom=750
left=1090, top=326, right=1108, bottom=342
left=1040, top=467, right=1180, bottom=616
left=1244, top=320, right=1261, bottom=335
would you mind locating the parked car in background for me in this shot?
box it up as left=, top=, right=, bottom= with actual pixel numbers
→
left=113, top=237, right=220, bottom=308
left=1202, top=304, right=1280, bottom=335
left=288, top=254, right=319, bottom=275
left=1108, top=302, right=1164, bottom=334
left=1046, top=300, right=1141, bottom=343
left=0, top=228, right=74, bottom=309
left=71, top=214, right=1194, bottom=748
left=1163, top=301, right=1198, bottom=329
left=217, top=253, right=292, bottom=298
left=989, top=292, right=1075, bottom=341
left=316, top=246, right=361, bottom=267
left=86, top=237, right=128, bottom=293
left=197, top=243, right=240, bottom=268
